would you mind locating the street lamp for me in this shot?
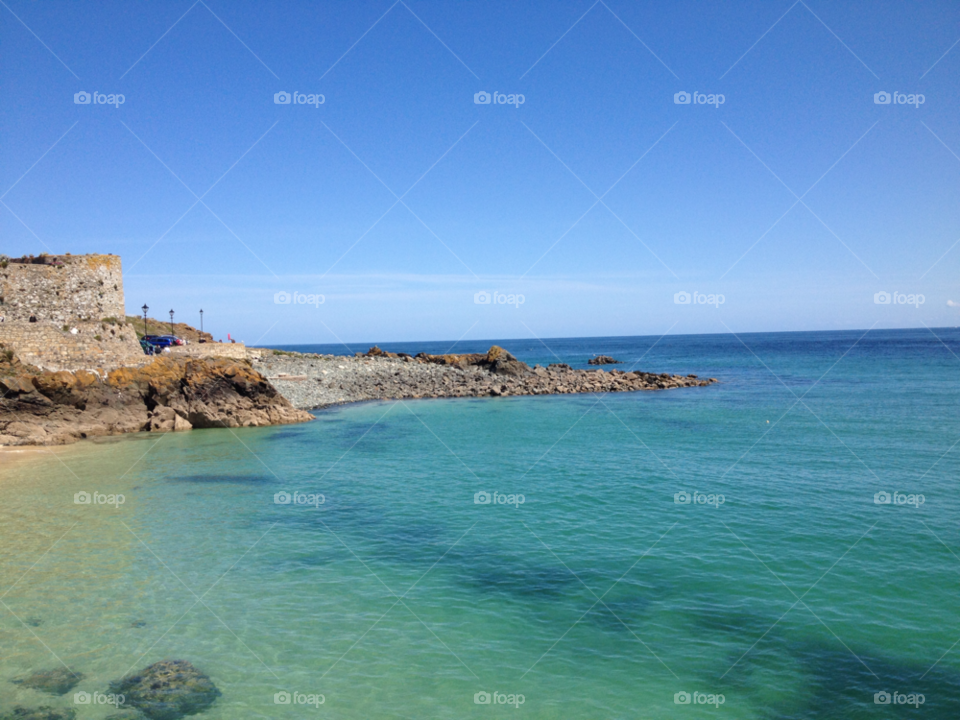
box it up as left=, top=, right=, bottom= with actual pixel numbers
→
left=169, top=309, right=175, bottom=337
left=141, top=304, right=149, bottom=337
left=199, top=309, right=204, bottom=342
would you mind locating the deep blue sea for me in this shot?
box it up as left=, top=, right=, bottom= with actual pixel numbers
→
left=2, top=328, right=959, bottom=719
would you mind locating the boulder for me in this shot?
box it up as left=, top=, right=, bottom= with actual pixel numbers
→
left=109, top=660, right=220, bottom=720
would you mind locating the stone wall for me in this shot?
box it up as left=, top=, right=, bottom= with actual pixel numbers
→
left=167, top=342, right=247, bottom=360
left=0, top=254, right=125, bottom=324
left=0, top=320, right=147, bottom=372
left=0, top=254, right=147, bottom=372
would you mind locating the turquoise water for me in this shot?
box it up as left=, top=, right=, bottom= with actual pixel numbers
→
left=2, top=329, right=959, bottom=718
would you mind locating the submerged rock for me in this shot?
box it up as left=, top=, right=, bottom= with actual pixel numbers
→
left=12, top=668, right=84, bottom=695
left=0, top=708, right=76, bottom=720
left=109, top=660, right=220, bottom=720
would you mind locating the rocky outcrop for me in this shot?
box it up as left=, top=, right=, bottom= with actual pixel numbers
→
left=0, top=356, right=313, bottom=447
left=109, top=660, right=220, bottom=720
left=258, top=346, right=717, bottom=410
left=588, top=355, right=621, bottom=365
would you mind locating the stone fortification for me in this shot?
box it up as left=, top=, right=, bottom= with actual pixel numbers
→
left=0, top=254, right=125, bottom=323
left=0, top=254, right=144, bottom=372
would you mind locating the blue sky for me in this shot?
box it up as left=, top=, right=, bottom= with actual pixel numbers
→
left=2, top=0, right=959, bottom=345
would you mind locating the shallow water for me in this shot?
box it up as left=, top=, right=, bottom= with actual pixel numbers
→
left=2, top=329, right=959, bottom=718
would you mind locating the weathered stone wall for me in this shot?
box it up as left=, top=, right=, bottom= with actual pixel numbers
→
left=0, top=254, right=124, bottom=324
left=0, top=254, right=146, bottom=371
left=167, top=342, right=247, bottom=360
left=0, top=320, right=147, bottom=372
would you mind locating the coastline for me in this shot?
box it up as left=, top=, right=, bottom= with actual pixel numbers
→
left=254, top=345, right=717, bottom=411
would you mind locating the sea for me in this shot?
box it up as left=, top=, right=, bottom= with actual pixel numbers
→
left=1, top=328, right=958, bottom=719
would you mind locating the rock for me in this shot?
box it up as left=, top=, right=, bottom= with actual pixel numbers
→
left=12, top=668, right=84, bottom=695
left=105, top=711, right=145, bottom=720
left=548, top=363, right=571, bottom=370
left=588, top=355, right=622, bottom=365
left=147, top=407, right=192, bottom=432
left=109, top=660, right=220, bottom=720
left=0, top=708, right=76, bottom=720
left=0, top=357, right=312, bottom=447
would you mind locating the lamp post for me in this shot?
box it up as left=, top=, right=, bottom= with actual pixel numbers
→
left=141, top=304, right=149, bottom=337
left=169, top=309, right=175, bottom=337
left=199, top=309, right=204, bottom=341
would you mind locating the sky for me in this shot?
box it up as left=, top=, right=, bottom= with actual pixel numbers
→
left=2, top=0, right=959, bottom=346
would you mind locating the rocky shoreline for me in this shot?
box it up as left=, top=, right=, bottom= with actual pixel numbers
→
left=0, top=355, right=312, bottom=446
left=255, top=345, right=717, bottom=411
left=0, top=344, right=716, bottom=447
